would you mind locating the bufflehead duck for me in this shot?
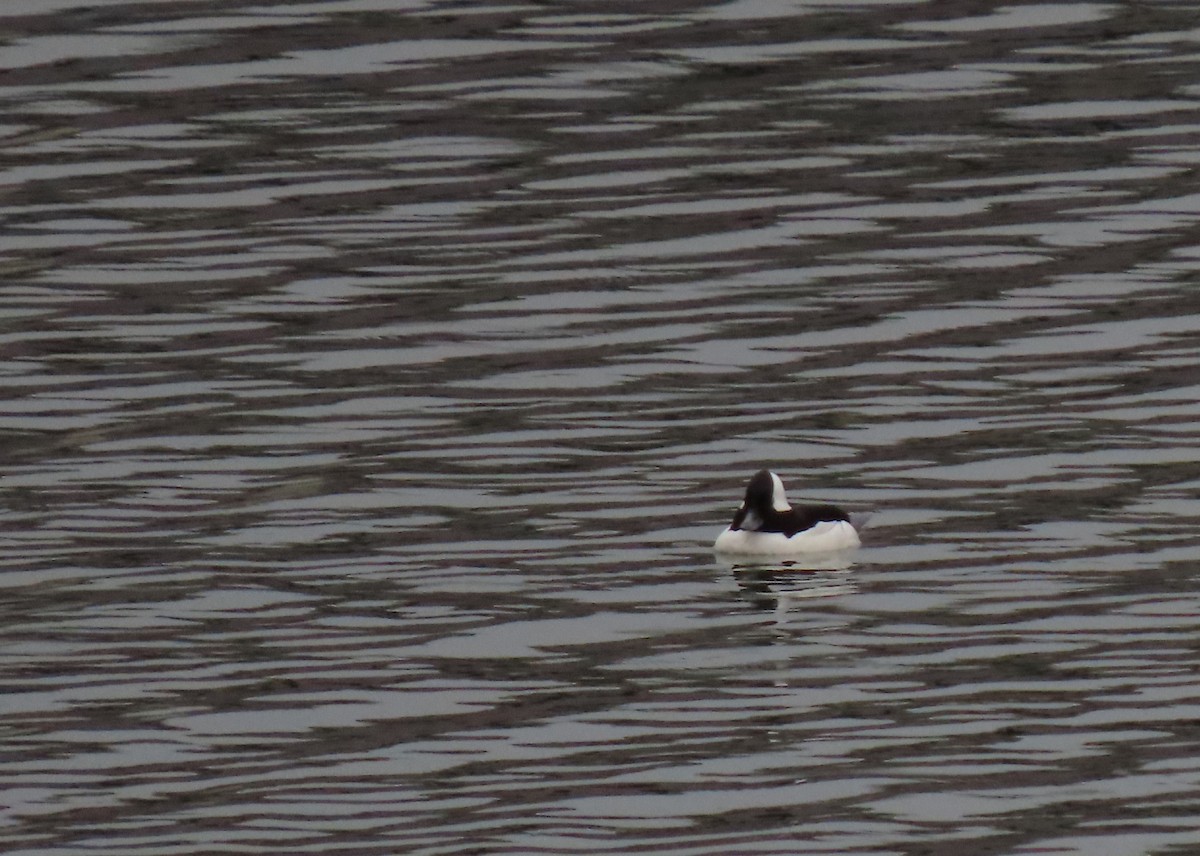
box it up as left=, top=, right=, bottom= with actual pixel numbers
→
left=714, top=469, right=861, bottom=556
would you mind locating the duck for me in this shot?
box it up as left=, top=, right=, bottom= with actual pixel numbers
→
left=713, top=469, right=861, bottom=556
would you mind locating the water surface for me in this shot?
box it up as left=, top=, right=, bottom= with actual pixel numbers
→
left=5, top=1, right=1200, bottom=854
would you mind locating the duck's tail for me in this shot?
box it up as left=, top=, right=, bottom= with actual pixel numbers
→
left=848, top=511, right=874, bottom=531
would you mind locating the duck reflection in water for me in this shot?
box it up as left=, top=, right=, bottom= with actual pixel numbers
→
left=718, top=551, right=858, bottom=618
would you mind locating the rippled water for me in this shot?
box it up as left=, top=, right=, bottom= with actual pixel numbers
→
left=6, top=1, right=1200, bottom=854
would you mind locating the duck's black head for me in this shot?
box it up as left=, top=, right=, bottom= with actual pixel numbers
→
left=729, top=469, right=788, bottom=531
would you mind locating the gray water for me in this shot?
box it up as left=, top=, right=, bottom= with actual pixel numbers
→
left=5, top=1, right=1200, bottom=854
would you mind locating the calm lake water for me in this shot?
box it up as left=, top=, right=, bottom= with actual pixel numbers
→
left=5, top=1, right=1200, bottom=854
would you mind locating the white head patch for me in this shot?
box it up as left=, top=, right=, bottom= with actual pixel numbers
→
left=769, top=472, right=791, bottom=512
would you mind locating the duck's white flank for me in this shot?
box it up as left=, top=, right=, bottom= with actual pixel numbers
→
left=714, top=520, right=860, bottom=556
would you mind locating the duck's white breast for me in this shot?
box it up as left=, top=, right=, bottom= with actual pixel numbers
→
left=713, top=520, right=860, bottom=556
